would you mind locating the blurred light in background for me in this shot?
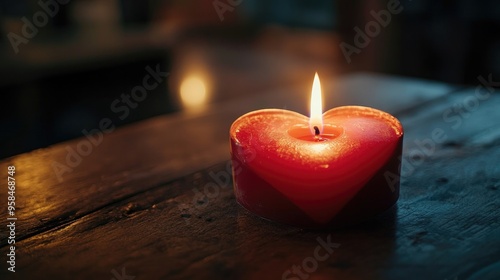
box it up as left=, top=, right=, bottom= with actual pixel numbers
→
left=179, top=75, right=208, bottom=108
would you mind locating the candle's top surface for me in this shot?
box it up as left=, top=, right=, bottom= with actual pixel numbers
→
left=231, top=105, right=402, bottom=172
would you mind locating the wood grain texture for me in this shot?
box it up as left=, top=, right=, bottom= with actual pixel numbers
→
left=2, top=75, right=498, bottom=280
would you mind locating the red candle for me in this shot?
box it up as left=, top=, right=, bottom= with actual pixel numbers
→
left=230, top=73, right=403, bottom=228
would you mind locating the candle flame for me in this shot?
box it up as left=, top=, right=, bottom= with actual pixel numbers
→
left=309, top=72, right=323, bottom=135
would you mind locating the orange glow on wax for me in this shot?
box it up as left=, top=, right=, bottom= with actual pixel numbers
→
left=309, top=72, right=323, bottom=135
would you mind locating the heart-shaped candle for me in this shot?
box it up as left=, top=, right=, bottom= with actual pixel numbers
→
left=230, top=73, right=403, bottom=228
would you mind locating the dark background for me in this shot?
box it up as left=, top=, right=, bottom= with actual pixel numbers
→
left=1, top=0, right=499, bottom=159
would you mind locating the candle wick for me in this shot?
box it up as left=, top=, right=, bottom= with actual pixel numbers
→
left=314, top=126, right=320, bottom=136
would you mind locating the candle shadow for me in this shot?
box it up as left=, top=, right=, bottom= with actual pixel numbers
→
left=234, top=203, right=398, bottom=280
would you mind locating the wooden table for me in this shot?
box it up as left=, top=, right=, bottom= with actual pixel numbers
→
left=1, top=73, right=499, bottom=280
